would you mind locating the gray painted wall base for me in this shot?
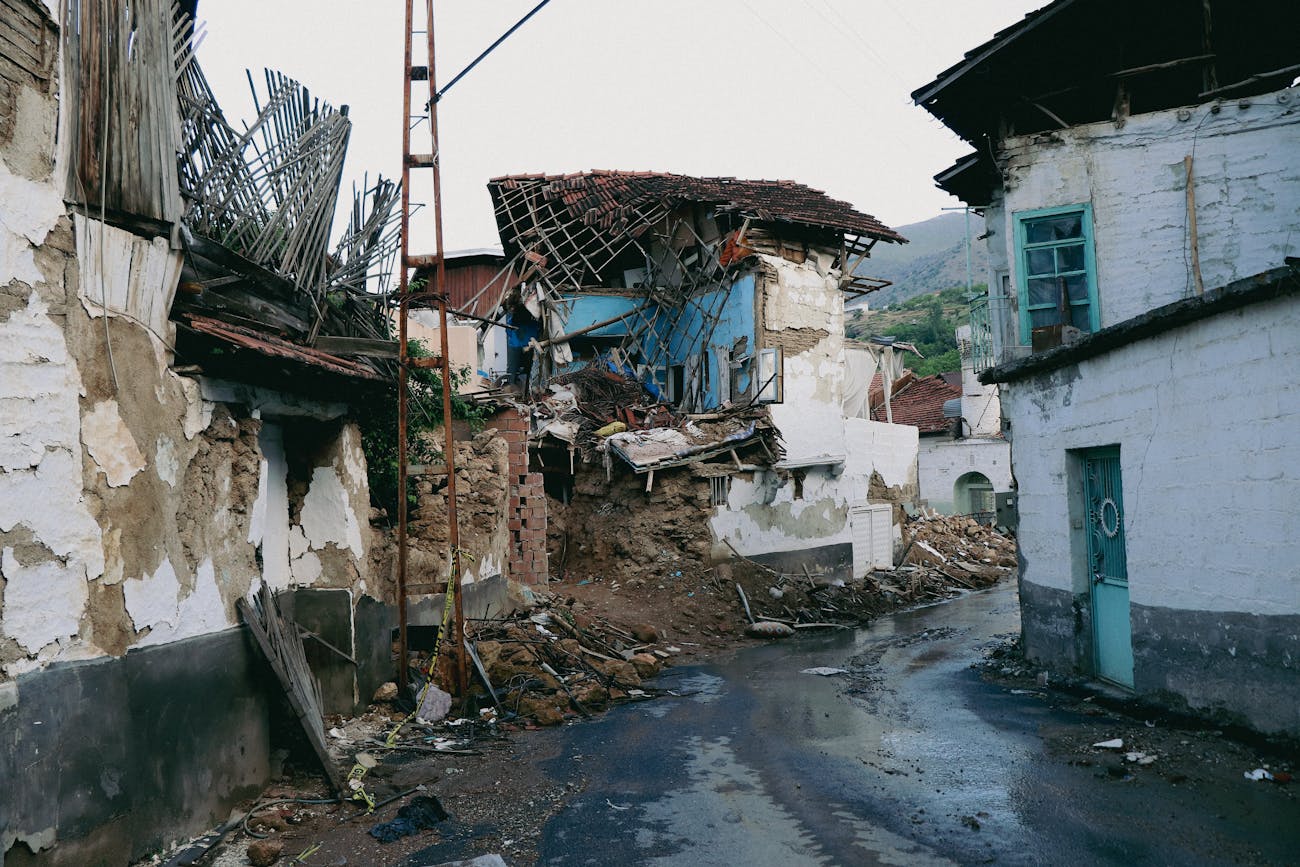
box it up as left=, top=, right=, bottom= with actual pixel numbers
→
left=1020, top=579, right=1300, bottom=737
left=747, top=542, right=853, bottom=583
left=0, top=630, right=272, bottom=867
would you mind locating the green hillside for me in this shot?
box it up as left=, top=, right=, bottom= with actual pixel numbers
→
left=852, top=211, right=988, bottom=309
left=845, top=285, right=982, bottom=376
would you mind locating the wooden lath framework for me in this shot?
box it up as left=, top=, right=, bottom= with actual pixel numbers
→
left=490, top=178, right=898, bottom=410
left=175, top=60, right=402, bottom=345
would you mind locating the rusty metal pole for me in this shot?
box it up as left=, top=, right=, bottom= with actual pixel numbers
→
left=394, top=0, right=416, bottom=692
left=423, top=0, right=468, bottom=696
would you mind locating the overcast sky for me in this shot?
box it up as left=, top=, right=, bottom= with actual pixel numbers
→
left=195, top=0, right=1040, bottom=252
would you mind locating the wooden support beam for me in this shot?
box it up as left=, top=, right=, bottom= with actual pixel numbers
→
left=1185, top=155, right=1204, bottom=296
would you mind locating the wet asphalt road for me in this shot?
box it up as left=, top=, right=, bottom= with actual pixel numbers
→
left=520, top=583, right=1297, bottom=866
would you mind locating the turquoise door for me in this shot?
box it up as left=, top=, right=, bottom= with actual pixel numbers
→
left=1083, top=448, right=1133, bottom=688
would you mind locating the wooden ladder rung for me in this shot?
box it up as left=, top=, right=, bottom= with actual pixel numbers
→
left=409, top=65, right=429, bottom=81
left=407, top=153, right=436, bottom=168
left=405, top=253, right=441, bottom=269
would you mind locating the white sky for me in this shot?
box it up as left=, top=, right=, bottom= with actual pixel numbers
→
left=195, top=0, right=1040, bottom=252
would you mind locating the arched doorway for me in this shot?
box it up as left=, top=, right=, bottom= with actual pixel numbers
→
left=954, top=471, right=995, bottom=519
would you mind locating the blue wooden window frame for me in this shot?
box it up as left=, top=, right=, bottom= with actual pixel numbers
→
left=1014, top=204, right=1100, bottom=344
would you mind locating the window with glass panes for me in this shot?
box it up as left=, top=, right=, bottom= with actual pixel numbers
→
left=1015, top=205, right=1099, bottom=343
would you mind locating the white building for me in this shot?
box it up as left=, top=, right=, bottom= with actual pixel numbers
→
left=915, top=0, right=1300, bottom=735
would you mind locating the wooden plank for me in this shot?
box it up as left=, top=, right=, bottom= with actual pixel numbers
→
left=313, top=336, right=401, bottom=358
left=238, top=587, right=345, bottom=794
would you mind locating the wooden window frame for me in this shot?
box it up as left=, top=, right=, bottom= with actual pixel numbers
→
left=1013, top=203, right=1100, bottom=345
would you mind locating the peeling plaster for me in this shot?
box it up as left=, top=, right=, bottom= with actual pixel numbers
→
left=82, top=399, right=146, bottom=486
left=178, top=375, right=215, bottom=441
left=290, top=551, right=322, bottom=585
left=0, top=448, right=104, bottom=579
left=136, top=559, right=229, bottom=648
left=1, top=547, right=89, bottom=653
left=300, top=466, right=364, bottom=558
left=155, top=435, right=179, bottom=486
left=288, top=525, right=308, bottom=561
left=0, top=158, right=65, bottom=286
left=122, top=558, right=182, bottom=634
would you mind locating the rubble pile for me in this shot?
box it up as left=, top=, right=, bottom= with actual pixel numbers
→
left=467, top=596, right=680, bottom=726
left=730, top=514, right=1018, bottom=628
left=895, top=513, right=1018, bottom=586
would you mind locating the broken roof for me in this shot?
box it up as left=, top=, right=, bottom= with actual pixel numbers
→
left=914, top=0, right=1300, bottom=147
left=489, top=170, right=905, bottom=256
left=871, top=374, right=961, bottom=434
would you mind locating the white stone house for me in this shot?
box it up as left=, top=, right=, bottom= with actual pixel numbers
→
left=914, top=0, right=1300, bottom=735
left=910, top=328, right=1013, bottom=518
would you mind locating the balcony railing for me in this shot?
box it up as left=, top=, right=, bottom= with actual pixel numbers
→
left=968, top=297, right=995, bottom=374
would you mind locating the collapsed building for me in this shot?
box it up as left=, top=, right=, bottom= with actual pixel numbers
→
left=455, top=171, right=928, bottom=584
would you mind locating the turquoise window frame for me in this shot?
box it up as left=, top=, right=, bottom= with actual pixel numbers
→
left=1013, top=203, right=1100, bottom=344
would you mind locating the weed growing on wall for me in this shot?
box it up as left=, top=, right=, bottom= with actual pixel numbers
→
left=359, top=337, right=486, bottom=514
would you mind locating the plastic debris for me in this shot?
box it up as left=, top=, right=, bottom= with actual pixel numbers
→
left=368, top=795, right=449, bottom=843
left=1124, top=751, right=1157, bottom=765
left=1244, top=768, right=1274, bottom=782
left=606, top=799, right=631, bottom=811
left=1093, top=738, right=1124, bottom=749
left=802, top=667, right=849, bottom=677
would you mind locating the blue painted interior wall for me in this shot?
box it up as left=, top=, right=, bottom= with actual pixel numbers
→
left=554, top=273, right=757, bottom=409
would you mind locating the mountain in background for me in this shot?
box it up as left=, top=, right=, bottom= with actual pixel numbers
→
left=853, top=211, right=989, bottom=308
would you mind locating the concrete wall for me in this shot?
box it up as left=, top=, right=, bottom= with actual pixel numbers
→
left=762, top=253, right=847, bottom=466
left=917, top=437, right=1012, bottom=515
left=988, top=84, right=1300, bottom=349
left=1004, top=294, right=1299, bottom=735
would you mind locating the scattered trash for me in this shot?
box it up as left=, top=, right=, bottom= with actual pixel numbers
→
left=1244, top=768, right=1274, bottom=782
left=372, top=682, right=399, bottom=703
left=605, top=798, right=631, bottom=811
left=368, top=795, right=449, bottom=843
left=746, top=620, right=795, bottom=639
left=769, top=586, right=784, bottom=599
left=1093, top=738, right=1124, bottom=749
left=1124, top=751, right=1157, bottom=765
left=801, top=667, right=849, bottom=677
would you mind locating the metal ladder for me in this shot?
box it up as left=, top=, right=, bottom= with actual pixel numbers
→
left=396, top=0, right=465, bottom=696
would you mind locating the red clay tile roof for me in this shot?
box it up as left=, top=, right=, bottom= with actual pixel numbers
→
left=870, top=373, right=960, bottom=433
left=489, top=170, right=906, bottom=245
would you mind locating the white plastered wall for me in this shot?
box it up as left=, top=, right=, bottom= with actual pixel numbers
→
left=992, top=85, right=1300, bottom=344
left=917, top=437, right=1012, bottom=515
left=1005, top=295, right=1299, bottom=617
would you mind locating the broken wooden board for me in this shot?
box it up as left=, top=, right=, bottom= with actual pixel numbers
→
left=238, top=585, right=345, bottom=794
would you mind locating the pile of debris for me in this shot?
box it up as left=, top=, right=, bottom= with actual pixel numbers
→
left=725, top=514, right=1018, bottom=628
left=532, top=360, right=782, bottom=466
left=465, top=596, right=681, bottom=726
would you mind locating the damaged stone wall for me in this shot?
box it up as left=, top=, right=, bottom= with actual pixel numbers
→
left=408, top=425, right=512, bottom=588
left=0, top=11, right=384, bottom=860
left=759, top=251, right=847, bottom=466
